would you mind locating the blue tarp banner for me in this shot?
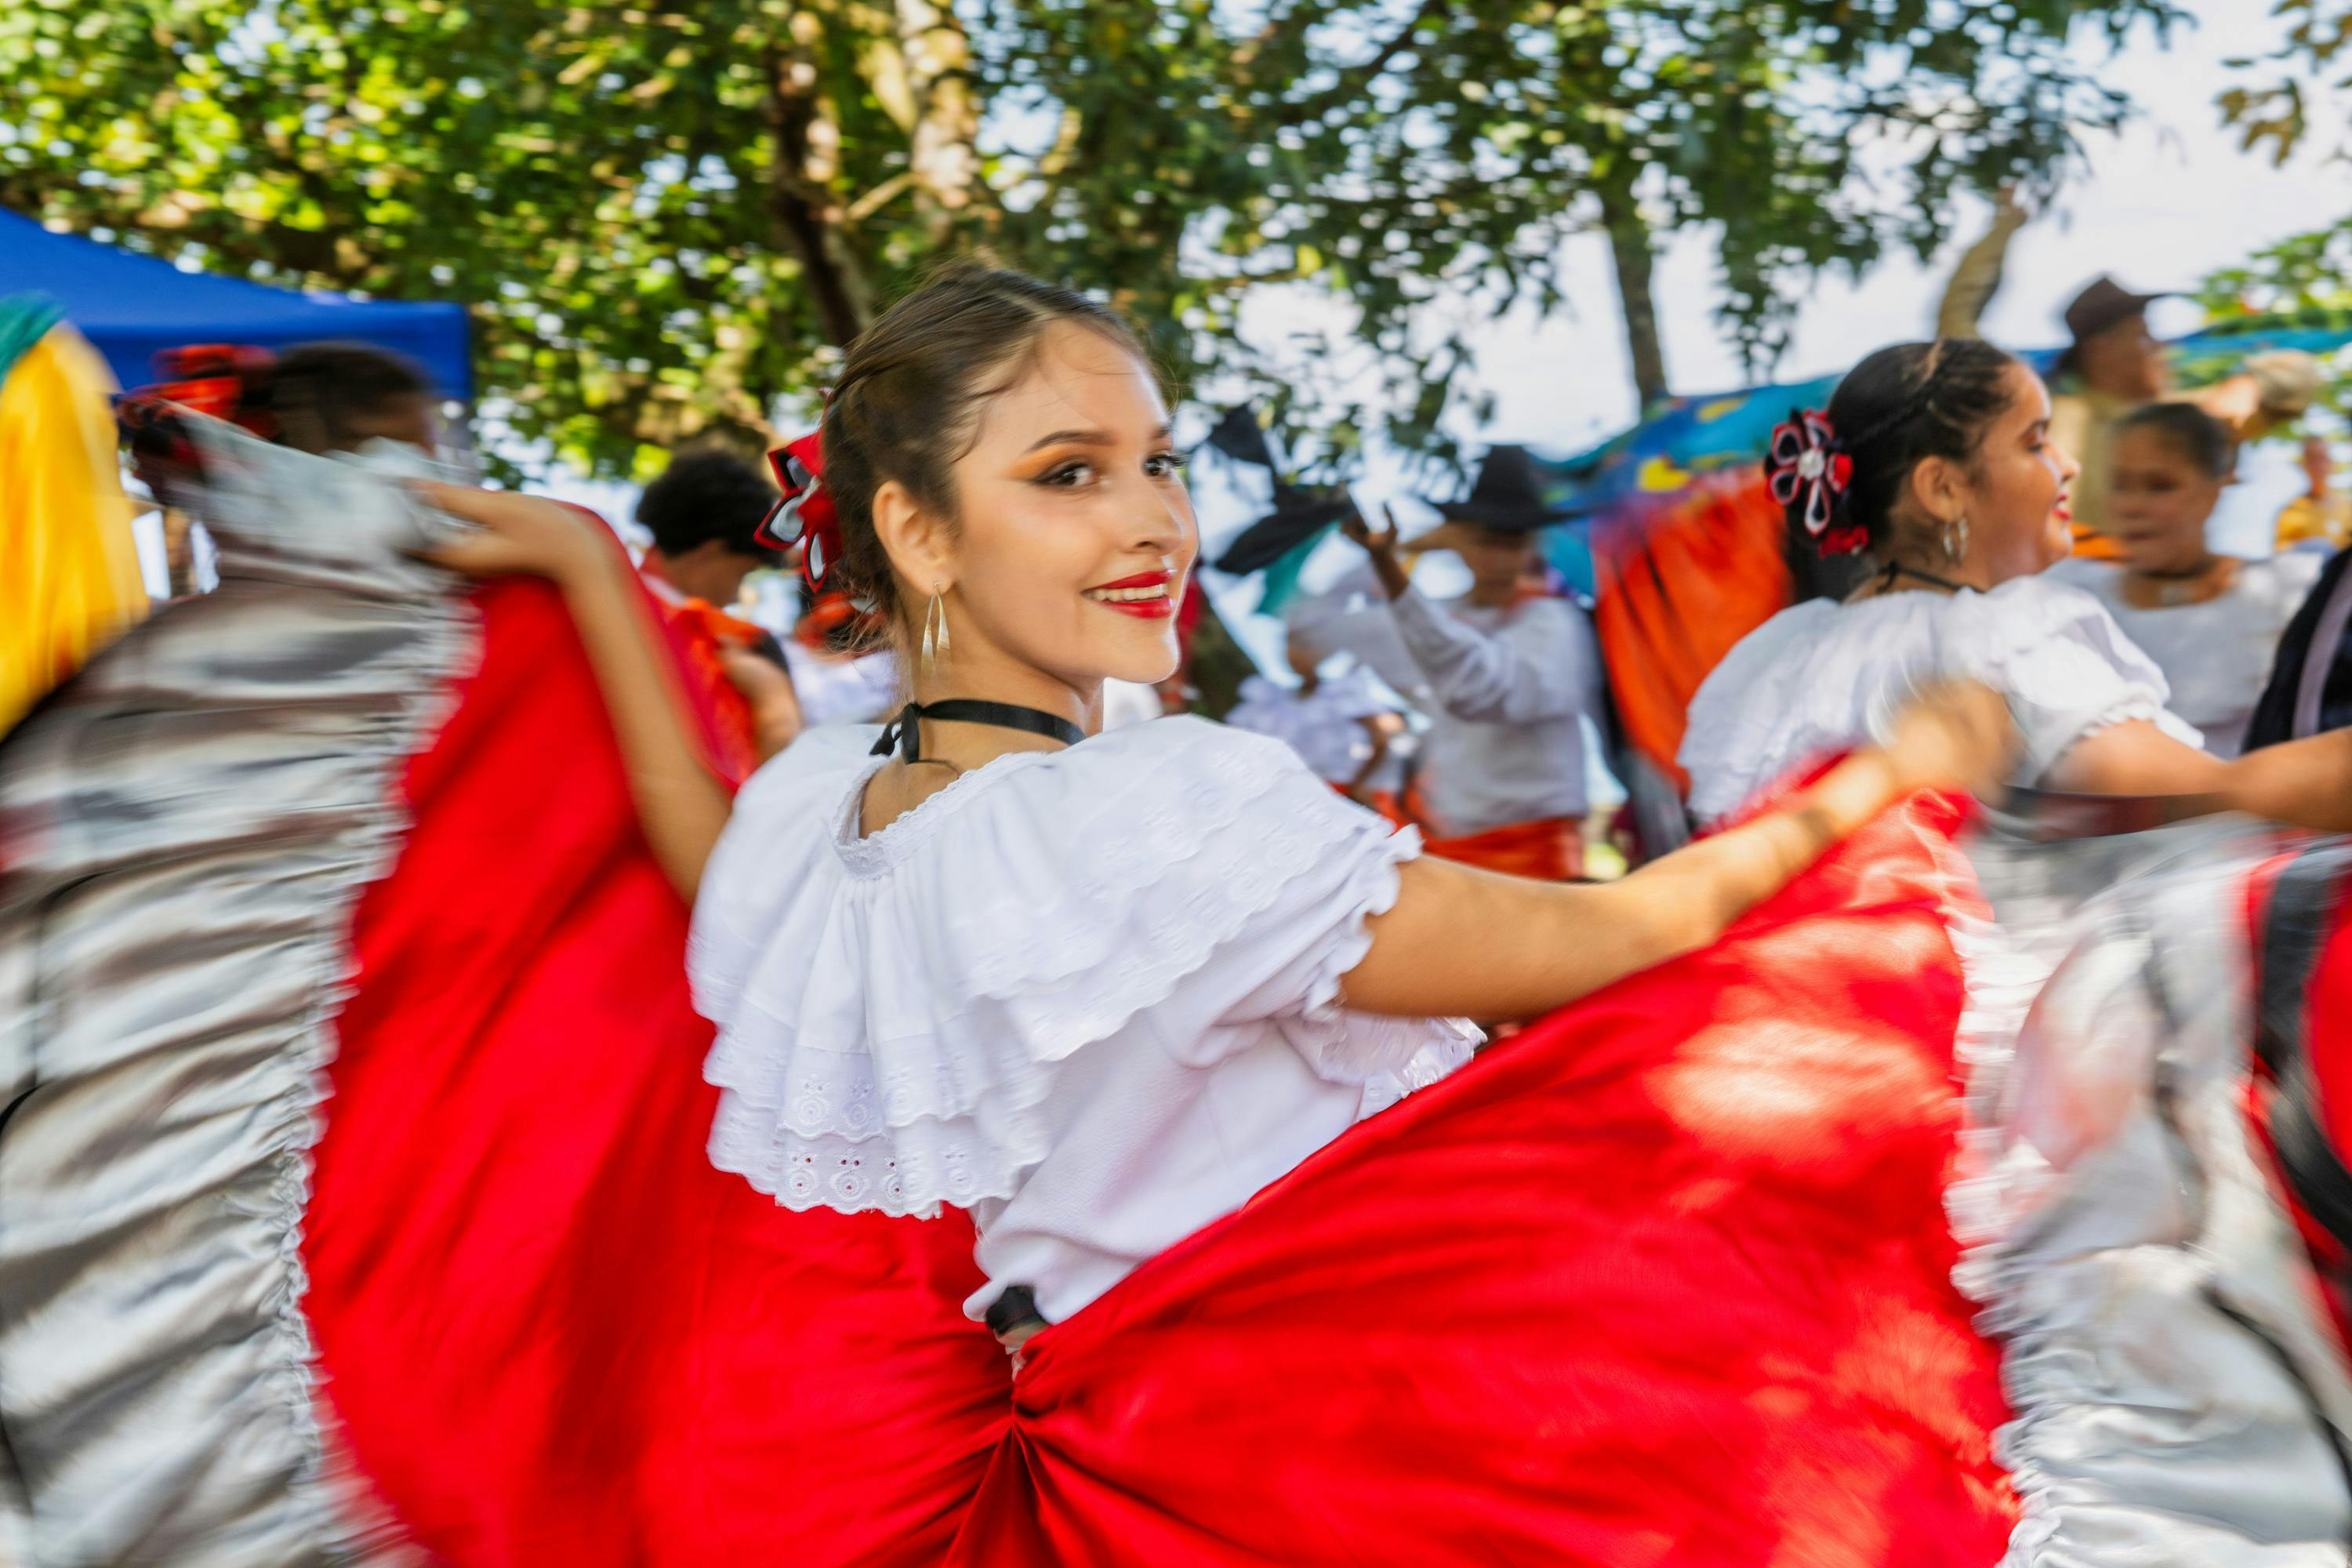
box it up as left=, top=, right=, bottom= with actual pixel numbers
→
left=0, top=208, right=471, bottom=400
left=1534, top=312, right=2352, bottom=524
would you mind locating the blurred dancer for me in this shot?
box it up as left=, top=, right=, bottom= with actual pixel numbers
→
left=1338, top=448, right=1599, bottom=879
left=2046, top=275, right=2172, bottom=557
left=2278, top=433, right=2352, bottom=554
left=2, top=350, right=1003, bottom=1566
left=636, top=445, right=775, bottom=610
left=2050, top=402, right=2320, bottom=757
left=636, top=446, right=802, bottom=759
left=1224, top=626, right=1397, bottom=811
left=1685, top=339, right=2352, bottom=829
left=1685, top=336, right=2352, bottom=1559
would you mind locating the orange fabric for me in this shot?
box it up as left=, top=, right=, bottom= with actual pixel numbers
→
left=1591, top=473, right=1792, bottom=792
left=636, top=565, right=764, bottom=781
left=1329, top=781, right=1406, bottom=829
left=1420, top=813, right=1584, bottom=881
left=2069, top=521, right=2124, bottom=561
left=653, top=597, right=760, bottom=782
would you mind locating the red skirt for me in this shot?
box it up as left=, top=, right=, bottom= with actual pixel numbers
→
left=949, top=788, right=2012, bottom=1565
left=305, top=583, right=2011, bottom=1565
left=305, top=579, right=1007, bottom=1567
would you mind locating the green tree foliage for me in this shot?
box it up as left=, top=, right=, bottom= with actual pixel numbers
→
left=2, top=0, right=2176, bottom=479
left=2205, top=1, right=2352, bottom=314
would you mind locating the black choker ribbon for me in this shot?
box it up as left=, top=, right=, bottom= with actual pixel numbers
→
left=1878, top=560, right=1971, bottom=595
left=2134, top=557, right=2222, bottom=583
left=872, top=699, right=1086, bottom=764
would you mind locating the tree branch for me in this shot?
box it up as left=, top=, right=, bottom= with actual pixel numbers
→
left=763, top=38, right=873, bottom=345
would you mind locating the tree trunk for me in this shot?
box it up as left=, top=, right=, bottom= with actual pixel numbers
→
left=764, top=38, right=872, bottom=347
left=895, top=0, right=978, bottom=243
left=1599, top=191, right=1668, bottom=410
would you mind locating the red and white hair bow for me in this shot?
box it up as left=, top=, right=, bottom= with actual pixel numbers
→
left=755, top=430, right=843, bottom=592
left=1765, top=409, right=1862, bottom=557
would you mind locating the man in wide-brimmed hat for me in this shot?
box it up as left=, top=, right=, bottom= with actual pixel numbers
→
left=1338, top=445, right=1600, bottom=880
left=2047, top=274, right=2177, bottom=557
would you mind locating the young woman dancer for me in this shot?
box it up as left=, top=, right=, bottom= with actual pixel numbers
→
left=419, top=267, right=2021, bottom=1564
left=2048, top=401, right=2320, bottom=757
left=1684, top=339, right=2352, bottom=828
left=1686, top=338, right=2352, bottom=1564
left=426, top=267, right=2001, bottom=1316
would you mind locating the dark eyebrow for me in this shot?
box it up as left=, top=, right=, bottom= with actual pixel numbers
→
left=1022, top=423, right=1176, bottom=454
left=1025, top=428, right=1112, bottom=453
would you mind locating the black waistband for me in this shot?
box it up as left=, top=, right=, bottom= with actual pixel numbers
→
left=984, top=1284, right=1047, bottom=1340
left=1982, top=787, right=2232, bottom=843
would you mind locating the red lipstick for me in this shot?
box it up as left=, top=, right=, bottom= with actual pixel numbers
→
left=1083, top=569, right=1181, bottom=619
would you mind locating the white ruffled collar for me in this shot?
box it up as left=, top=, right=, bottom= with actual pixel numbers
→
left=833, top=746, right=1062, bottom=877
left=691, top=717, right=1475, bottom=1219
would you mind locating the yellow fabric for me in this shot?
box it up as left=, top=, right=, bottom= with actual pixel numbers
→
left=0, top=327, right=145, bottom=733
left=2278, top=493, right=2352, bottom=554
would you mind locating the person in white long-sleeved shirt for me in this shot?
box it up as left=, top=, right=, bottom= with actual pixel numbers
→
left=1341, top=445, right=1599, bottom=880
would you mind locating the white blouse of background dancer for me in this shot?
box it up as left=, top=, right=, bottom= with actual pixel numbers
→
left=414, top=274, right=2013, bottom=1334
left=2045, top=409, right=2322, bottom=760
left=1684, top=349, right=2352, bottom=836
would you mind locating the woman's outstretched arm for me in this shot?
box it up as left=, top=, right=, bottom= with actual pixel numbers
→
left=1339, top=683, right=2013, bottom=1021
left=2047, top=720, right=2352, bottom=834
left=416, top=482, right=733, bottom=902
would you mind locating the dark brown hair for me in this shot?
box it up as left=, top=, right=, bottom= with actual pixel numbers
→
left=271, top=341, right=431, bottom=454
left=637, top=447, right=777, bottom=558
left=822, top=264, right=1151, bottom=627
left=1818, top=339, right=2020, bottom=550
left=2114, top=399, right=2236, bottom=481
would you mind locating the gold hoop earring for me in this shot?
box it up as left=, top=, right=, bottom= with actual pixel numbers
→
left=920, top=584, right=949, bottom=678
left=1941, top=515, right=1970, bottom=564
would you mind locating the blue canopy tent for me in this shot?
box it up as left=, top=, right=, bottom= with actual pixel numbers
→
left=0, top=207, right=470, bottom=398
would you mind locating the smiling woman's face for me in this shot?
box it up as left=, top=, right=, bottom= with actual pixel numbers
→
left=1943, top=361, right=2079, bottom=583
left=916, top=321, right=1200, bottom=700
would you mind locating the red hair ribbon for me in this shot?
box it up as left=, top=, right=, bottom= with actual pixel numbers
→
left=754, top=430, right=843, bottom=593
left=146, top=344, right=281, bottom=437
left=1765, top=408, right=1862, bottom=557
left=117, top=343, right=281, bottom=505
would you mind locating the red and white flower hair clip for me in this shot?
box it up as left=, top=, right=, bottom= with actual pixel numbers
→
left=755, top=429, right=844, bottom=592
left=1765, top=408, right=1863, bottom=557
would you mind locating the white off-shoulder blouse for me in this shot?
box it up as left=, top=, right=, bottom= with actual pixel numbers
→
left=1681, top=574, right=2204, bottom=823
left=688, top=718, right=1476, bottom=1324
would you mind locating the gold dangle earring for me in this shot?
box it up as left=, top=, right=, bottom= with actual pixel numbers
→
left=1942, top=514, right=1970, bottom=565
left=920, top=584, right=950, bottom=679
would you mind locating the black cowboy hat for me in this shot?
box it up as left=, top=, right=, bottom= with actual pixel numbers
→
left=2053, top=274, right=2179, bottom=378
left=1214, top=483, right=1358, bottom=575
left=1428, top=445, right=1572, bottom=534
left=2063, top=274, right=2172, bottom=346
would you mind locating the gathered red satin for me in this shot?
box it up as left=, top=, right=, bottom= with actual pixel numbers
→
left=304, top=577, right=1007, bottom=1567
left=303, top=581, right=2010, bottom=1566
left=950, top=788, right=2013, bottom=1566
